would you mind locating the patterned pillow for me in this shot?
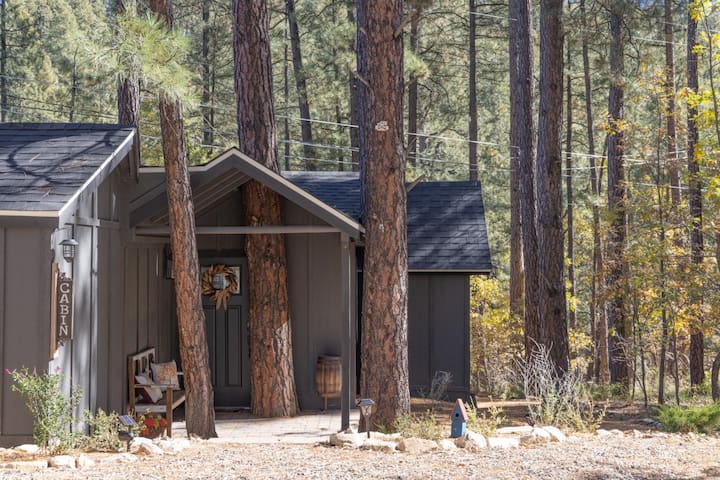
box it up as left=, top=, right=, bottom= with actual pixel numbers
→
left=135, top=373, right=162, bottom=404
left=151, top=361, right=180, bottom=390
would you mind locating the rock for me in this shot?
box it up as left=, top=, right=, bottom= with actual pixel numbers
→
left=518, top=427, right=552, bottom=446
left=14, top=444, right=40, bottom=454
left=157, top=438, right=191, bottom=454
left=438, top=439, right=457, bottom=450
left=100, top=453, right=139, bottom=464
left=329, top=432, right=364, bottom=448
left=487, top=436, right=519, bottom=449
left=48, top=455, right=76, bottom=469
left=369, top=431, right=402, bottom=443
left=1, top=460, right=48, bottom=470
left=131, top=437, right=164, bottom=456
left=610, top=429, right=624, bottom=436
left=76, top=454, right=95, bottom=468
left=455, top=431, right=487, bottom=450
left=596, top=429, right=612, bottom=437
left=361, top=438, right=397, bottom=453
left=397, top=437, right=437, bottom=454
left=495, top=426, right=533, bottom=435
left=540, top=426, right=566, bottom=442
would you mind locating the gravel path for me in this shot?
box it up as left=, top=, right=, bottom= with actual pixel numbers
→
left=2, top=432, right=720, bottom=479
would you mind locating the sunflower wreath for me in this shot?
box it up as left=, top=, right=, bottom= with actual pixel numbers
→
left=202, top=264, right=238, bottom=310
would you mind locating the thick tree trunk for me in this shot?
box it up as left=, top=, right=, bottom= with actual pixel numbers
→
left=535, top=0, right=568, bottom=374
left=117, top=75, right=140, bottom=127
left=565, top=43, right=576, bottom=330
left=356, top=0, right=410, bottom=430
left=150, top=0, right=217, bottom=440
left=687, top=3, right=704, bottom=388
left=509, top=0, right=538, bottom=358
left=232, top=0, right=299, bottom=417
left=581, top=0, right=608, bottom=383
left=468, top=0, right=478, bottom=181
left=286, top=0, right=315, bottom=169
left=606, top=2, right=630, bottom=386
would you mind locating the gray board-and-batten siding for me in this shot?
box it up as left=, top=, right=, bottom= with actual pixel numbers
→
left=0, top=125, right=491, bottom=445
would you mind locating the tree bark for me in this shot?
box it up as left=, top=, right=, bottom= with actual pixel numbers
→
left=536, top=0, right=569, bottom=374
left=149, top=0, right=217, bottom=440
left=509, top=0, right=537, bottom=358
left=232, top=0, right=299, bottom=417
left=286, top=0, right=316, bottom=169
left=580, top=0, right=608, bottom=383
left=687, top=1, right=704, bottom=388
left=468, top=0, right=478, bottom=181
left=565, top=42, right=575, bottom=331
left=356, top=0, right=410, bottom=430
left=606, top=1, right=630, bottom=386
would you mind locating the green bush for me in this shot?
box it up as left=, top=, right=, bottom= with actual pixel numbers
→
left=5, top=367, right=82, bottom=454
left=656, top=403, right=720, bottom=434
left=466, top=402, right=504, bottom=437
left=392, top=410, right=444, bottom=440
left=82, top=409, right=128, bottom=452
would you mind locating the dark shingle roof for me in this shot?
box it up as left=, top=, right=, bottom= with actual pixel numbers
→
left=0, top=123, right=136, bottom=225
left=284, top=171, right=491, bottom=273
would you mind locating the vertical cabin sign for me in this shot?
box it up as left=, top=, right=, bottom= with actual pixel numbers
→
left=56, top=274, right=73, bottom=344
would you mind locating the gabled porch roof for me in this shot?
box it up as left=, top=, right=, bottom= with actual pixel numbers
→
left=131, top=148, right=364, bottom=238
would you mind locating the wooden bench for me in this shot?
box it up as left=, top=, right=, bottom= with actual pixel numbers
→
left=128, top=347, right=185, bottom=437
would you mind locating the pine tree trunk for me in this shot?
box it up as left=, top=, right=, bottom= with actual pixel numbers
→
left=536, top=0, right=568, bottom=374
left=581, top=0, right=608, bottom=383
left=509, top=0, right=538, bottom=358
left=149, top=0, right=217, bottom=439
left=286, top=0, right=315, bottom=169
left=687, top=2, right=704, bottom=388
left=232, top=0, right=299, bottom=417
left=468, top=0, right=478, bottom=181
left=565, top=43, right=576, bottom=330
left=606, top=2, right=630, bottom=385
left=356, top=0, right=410, bottom=431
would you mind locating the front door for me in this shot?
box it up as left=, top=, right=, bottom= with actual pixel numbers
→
left=202, top=259, right=250, bottom=407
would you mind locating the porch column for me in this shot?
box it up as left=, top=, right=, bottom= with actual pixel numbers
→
left=340, top=234, right=352, bottom=431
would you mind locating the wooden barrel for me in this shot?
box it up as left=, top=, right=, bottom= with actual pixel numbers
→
left=315, top=355, right=342, bottom=404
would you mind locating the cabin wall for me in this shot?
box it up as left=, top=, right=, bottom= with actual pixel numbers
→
left=284, top=201, right=356, bottom=411
left=408, top=273, right=470, bottom=399
left=0, top=227, right=53, bottom=446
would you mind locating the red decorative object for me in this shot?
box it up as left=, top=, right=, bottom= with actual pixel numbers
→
left=138, top=414, right=168, bottom=439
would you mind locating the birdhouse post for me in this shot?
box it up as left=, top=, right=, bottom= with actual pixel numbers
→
left=450, top=398, right=469, bottom=438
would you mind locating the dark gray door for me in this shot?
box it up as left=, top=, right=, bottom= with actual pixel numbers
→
left=202, top=260, right=250, bottom=407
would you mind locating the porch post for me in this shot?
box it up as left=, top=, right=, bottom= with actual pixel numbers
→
left=340, top=234, right=351, bottom=431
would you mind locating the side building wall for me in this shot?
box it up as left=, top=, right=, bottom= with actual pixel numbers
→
left=408, top=273, right=470, bottom=400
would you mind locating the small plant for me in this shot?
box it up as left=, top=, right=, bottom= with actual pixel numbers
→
left=655, top=403, right=720, bottom=434
left=466, top=402, right=505, bottom=437
left=82, top=409, right=127, bottom=452
left=517, top=344, right=605, bottom=432
left=5, top=367, right=82, bottom=454
left=136, top=412, right=168, bottom=438
left=393, top=410, right=444, bottom=440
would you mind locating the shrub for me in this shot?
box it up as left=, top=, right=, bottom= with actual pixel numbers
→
left=517, top=344, right=605, bottom=432
left=393, top=410, right=444, bottom=440
left=82, top=409, right=126, bottom=452
left=656, top=403, right=720, bottom=434
left=5, top=367, right=82, bottom=454
left=466, top=402, right=505, bottom=436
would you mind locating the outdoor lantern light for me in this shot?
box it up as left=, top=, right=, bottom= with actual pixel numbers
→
left=357, top=398, right=375, bottom=438
left=212, top=272, right=227, bottom=290
left=60, top=238, right=79, bottom=263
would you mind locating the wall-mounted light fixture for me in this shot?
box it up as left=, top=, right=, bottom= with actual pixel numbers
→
left=60, top=238, right=79, bottom=263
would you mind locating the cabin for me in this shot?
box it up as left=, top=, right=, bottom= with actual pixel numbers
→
left=0, top=123, right=491, bottom=446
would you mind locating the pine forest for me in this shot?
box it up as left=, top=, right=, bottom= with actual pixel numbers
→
left=4, top=0, right=720, bottom=408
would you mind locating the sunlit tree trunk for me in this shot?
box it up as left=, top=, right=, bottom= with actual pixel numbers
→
left=356, top=0, right=410, bottom=431
left=232, top=0, right=299, bottom=417
left=149, top=0, right=217, bottom=439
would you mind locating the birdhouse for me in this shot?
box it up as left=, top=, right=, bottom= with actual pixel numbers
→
left=450, top=398, right=469, bottom=438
